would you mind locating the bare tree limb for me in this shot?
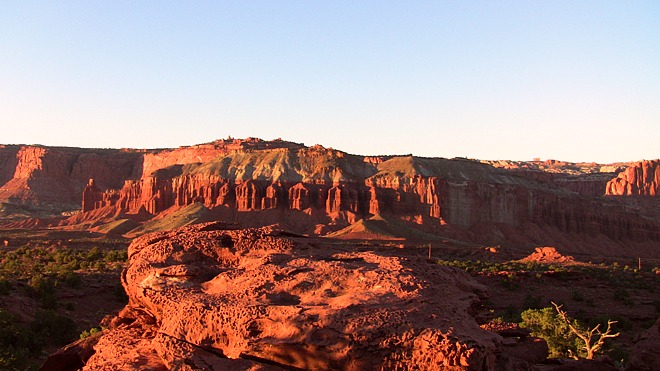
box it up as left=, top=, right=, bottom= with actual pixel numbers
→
left=551, top=301, right=620, bottom=359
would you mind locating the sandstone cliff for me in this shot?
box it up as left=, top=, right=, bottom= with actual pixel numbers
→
left=1, top=139, right=658, bottom=255
left=73, top=146, right=659, bottom=251
left=0, top=145, right=143, bottom=209
left=0, top=138, right=301, bottom=211
left=606, top=160, right=659, bottom=196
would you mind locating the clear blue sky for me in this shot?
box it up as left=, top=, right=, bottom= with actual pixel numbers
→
left=1, top=1, right=658, bottom=163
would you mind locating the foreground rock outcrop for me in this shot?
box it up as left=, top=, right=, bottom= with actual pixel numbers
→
left=79, top=222, right=534, bottom=370
left=626, top=318, right=660, bottom=371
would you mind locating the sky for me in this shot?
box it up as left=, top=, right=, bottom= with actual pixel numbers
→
left=1, top=1, right=658, bottom=163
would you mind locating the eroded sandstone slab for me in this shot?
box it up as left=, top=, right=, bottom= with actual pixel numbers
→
left=82, top=222, right=525, bottom=370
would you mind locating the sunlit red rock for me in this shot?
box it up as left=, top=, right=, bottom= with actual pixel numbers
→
left=82, top=222, right=536, bottom=370
left=606, top=160, right=659, bottom=196
left=0, top=139, right=658, bottom=254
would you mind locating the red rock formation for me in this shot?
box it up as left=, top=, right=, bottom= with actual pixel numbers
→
left=81, top=179, right=104, bottom=212
left=66, top=146, right=658, bottom=250
left=235, top=180, right=262, bottom=211
left=606, top=160, right=659, bottom=196
left=216, top=182, right=235, bottom=207
left=288, top=183, right=310, bottom=210
left=626, top=318, right=660, bottom=371
left=261, top=181, right=283, bottom=209
left=326, top=183, right=360, bottom=214
left=0, top=139, right=657, bottom=253
left=0, top=145, right=20, bottom=186
left=81, top=223, right=535, bottom=370
left=518, top=247, right=574, bottom=264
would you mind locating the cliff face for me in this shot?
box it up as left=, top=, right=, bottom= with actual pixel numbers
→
left=0, top=145, right=143, bottom=208
left=1, top=139, right=658, bottom=250
left=0, top=138, right=302, bottom=210
left=76, top=146, right=659, bottom=246
left=606, top=160, right=659, bottom=196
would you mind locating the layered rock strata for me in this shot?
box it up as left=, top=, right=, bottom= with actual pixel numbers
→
left=0, top=138, right=301, bottom=209
left=78, top=150, right=660, bottom=245
left=0, top=145, right=142, bottom=208
left=606, top=160, right=659, bottom=196
left=1, top=139, right=658, bottom=250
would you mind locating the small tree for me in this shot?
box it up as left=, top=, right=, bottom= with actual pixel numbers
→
left=521, top=306, right=579, bottom=358
left=551, top=302, right=620, bottom=360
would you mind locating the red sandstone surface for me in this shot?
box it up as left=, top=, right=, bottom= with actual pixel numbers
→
left=77, top=222, right=540, bottom=370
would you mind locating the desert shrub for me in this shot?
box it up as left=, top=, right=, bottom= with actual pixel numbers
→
left=0, top=346, right=30, bottom=371
left=103, top=249, right=127, bottom=262
left=31, top=309, right=77, bottom=346
left=502, top=304, right=522, bottom=322
left=0, top=309, right=38, bottom=370
left=79, top=327, right=101, bottom=340
left=522, top=304, right=620, bottom=360
left=59, top=271, right=82, bottom=289
left=0, top=306, right=79, bottom=369
left=85, top=247, right=102, bottom=261
left=523, top=294, right=543, bottom=310
left=25, top=274, right=54, bottom=297
left=520, top=307, right=580, bottom=358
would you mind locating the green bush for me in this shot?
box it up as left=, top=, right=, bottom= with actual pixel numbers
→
left=501, top=304, right=522, bottom=322
left=523, top=294, right=543, bottom=310
left=25, top=274, right=55, bottom=298
left=0, top=309, right=38, bottom=370
left=60, top=271, right=82, bottom=288
left=79, top=327, right=101, bottom=340
left=86, top=247, right=102, bottom=261
left=520, top=307, right=580, bottom=358
left=31, top=309, right=77, bottom=346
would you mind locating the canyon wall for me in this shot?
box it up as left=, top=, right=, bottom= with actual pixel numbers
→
left=2, top=139, right=658, bottom=248
left=0, top=145, right=143, bottom=208
left=1, top=138, right=292, bottom=209
left=79, top=149, right=659, bottom=244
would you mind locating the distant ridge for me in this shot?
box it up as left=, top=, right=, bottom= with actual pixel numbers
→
left=0, top=138, right=657, bottom=259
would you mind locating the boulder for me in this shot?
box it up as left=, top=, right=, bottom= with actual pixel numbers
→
left=83, top=222, right=535, bottom=370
